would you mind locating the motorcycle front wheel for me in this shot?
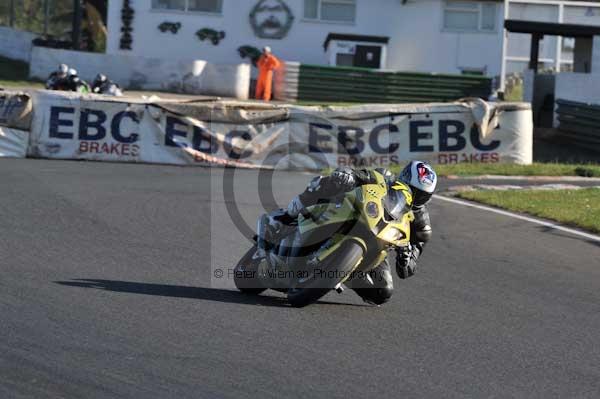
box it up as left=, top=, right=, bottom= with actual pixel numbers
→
left=233, top=246, right=267, bottom=295
left=287, top=240, right=364, bottom=308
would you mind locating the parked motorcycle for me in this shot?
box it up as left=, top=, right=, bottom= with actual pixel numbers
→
left=234, top=171, right=414, bottom=307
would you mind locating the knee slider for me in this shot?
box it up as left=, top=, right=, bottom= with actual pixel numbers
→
left=379, top=287, right=393, bottom=300
left=371, top=287, right=393, bottom=305
left=359, top=287, right=393, bottom=305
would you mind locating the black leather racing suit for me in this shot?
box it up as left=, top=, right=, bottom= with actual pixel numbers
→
left=45, top=72, right=69, bottom=91
left=290, top=168, right=432, bottom=305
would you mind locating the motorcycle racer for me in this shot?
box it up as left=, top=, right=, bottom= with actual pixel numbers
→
left=92, top=74, right=123, bottom=96
left=66, top=69, right=91, bottom=93
left=257, top=162, right=437, bottom=305
left=45, top=64, right=70, bottom=91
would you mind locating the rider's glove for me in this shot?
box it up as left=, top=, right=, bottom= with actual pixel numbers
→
left=287, top=195, right=305, bottom=218
left=396, top=245, right=417, bottom=279
left=331, top=168, right=356, bottom=192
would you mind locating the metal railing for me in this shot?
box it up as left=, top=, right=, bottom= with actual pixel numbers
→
left=0, top=0, right=73, bottom=38
left=276, top=63, right=493, bottom=104
left=556, top=99, right=600, bottom=149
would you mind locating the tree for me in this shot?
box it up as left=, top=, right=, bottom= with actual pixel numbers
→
left=1, top=0, right=107, bottom=52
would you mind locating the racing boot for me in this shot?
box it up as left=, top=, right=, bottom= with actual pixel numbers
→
left=347, top=259, right=394, bottom=305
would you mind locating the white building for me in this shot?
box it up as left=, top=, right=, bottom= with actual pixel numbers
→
left=106, top=0, right=511, bottom=77
left=6, top=0, right=600, bottom=104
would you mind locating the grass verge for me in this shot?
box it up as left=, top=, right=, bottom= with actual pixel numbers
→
left=0, top=55, right=43, bottom=89
left=385, top=163, right=600, bottom=177
left=456, top=188, right=600, bottom=234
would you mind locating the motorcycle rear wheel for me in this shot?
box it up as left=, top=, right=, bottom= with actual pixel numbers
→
left=287, top=240, right=364, bottom=308
left=233, top=246, right=267, bottom=295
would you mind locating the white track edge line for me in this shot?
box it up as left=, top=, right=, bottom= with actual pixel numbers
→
left=433, top=194, right=600, bottom=243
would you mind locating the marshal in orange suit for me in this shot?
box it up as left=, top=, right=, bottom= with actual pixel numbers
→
left=255, top=46, right=282, bottom=101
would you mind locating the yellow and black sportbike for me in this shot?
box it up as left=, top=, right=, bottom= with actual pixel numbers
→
left=234, top=171, right=414, bottom=307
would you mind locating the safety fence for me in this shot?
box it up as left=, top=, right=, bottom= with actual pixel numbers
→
left=0, top=26, right=37, bottom=62
left=1, top=90, right=532, bottom=168
left=556, top=99, right=600, bottom=150
left=275, top=63, right=494, bottom=104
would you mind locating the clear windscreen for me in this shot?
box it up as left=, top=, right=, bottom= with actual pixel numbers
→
left=383, top=189, right=410, bottom=221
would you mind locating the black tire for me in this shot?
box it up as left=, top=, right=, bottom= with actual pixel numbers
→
left=287, top=240, right=364, bottom=308
left=234, top=246, right=266, bottom=295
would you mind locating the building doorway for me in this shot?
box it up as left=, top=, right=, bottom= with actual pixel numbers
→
left=353, top=45, right=382, bottom=68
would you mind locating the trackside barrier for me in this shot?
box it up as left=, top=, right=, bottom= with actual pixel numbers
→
left=556, top=99, right=600, bottom=151
left=0, top=26, right=37, bottom=63
left=0, top=92, right=33, bottom=130
left=0, top=92, right=32, bottom=158
left=0, top=127, right=29, bottom=158
left=21, top=90, right=532, bottom=169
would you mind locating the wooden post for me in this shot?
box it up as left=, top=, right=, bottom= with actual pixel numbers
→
left=72, top=0, right=82, bottom=50
left=44, top=0, right=50, bottom=35
left=9, top=0, right=15, bottom=27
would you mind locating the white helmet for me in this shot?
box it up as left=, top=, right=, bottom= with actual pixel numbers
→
left=58, top=64, right=69, bottom=75
left=94, top=73, right=107, bottom=84
left=263, top=46, right=271, bottom=53
left=398, top=161, right=437, bottom=206
left=68, top=68, right=78, bottom=77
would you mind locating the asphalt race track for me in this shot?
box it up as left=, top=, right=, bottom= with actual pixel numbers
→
left=1, top=158, right=600, bottom=399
